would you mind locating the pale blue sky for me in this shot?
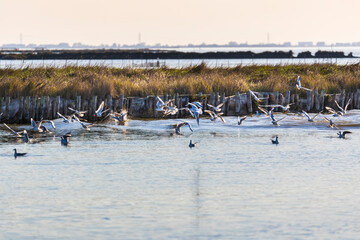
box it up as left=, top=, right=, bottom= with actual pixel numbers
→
left=0, top=0, right=359, bottom=45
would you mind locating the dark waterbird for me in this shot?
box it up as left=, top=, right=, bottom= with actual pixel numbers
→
left=13, top=149, right=27, bottom=159
left=338, top=131, right=352, bottom=139
left=61, top=132, right=71, bottom=146
left=271, top=136, right=279, bottom=144
left=189, top=140, right=197, bottom=148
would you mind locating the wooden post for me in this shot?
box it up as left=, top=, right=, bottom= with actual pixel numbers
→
left=46, top=96, right=51, bottom=119
left=306, top=90, right=312, bottom=111
left=220, top=93, right=225, bottom=112
left=314, top=90, right=320, bottom=111
left=274, top=91, right=279, bottom=111
left=35, top=97, right=40, bottom=120
left=25, top=96, right=31, bottom=121
left=107, top=95, right=113, bottom=111
left=246, top=91, right=253, bottom=114
left=119, top=95, right=124, bottom=110
left=174, top=93, right=179, bottom=117
left=5, top=97, right=10, bottom=121
left=56, top=96, right=61, bottom=116
left=215, top=92, right=219, bottom=106
left=210, top=92, right=215, bottom=106
left=285, top=91, right=290, bottom=106
left=235, top=92, right=241, bottom=113
left=76, top=96, right=81, bottom=111
left=340, top=89, right=345, bottom=108
left=320, top=90, right=325, bottom=110
left=63, top=99, right=68, bottom=115
left=18, top=96, right=24, bottom=123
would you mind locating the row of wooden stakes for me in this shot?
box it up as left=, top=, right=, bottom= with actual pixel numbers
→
left=0, top=90, right=359, bottom=124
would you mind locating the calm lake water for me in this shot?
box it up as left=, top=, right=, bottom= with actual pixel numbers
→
left=1, top=46, right=360, bottom=69
left=1, top=112, right=360, bottom=239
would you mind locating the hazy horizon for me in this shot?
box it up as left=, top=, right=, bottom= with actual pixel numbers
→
left=1, top=0, right=360, bottom=46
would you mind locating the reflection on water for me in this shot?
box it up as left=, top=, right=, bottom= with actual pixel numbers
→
left=1, top=112, right=360, bottom=239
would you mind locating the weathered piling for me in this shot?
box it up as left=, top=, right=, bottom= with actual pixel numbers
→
left=246, top=91, right=252, bottom=114
left=2, top=89, right=360, bottom=124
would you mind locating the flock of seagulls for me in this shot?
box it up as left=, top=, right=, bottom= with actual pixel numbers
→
left=1, top=100, right=129, bottom=158
left=1, top=76, right=356, bottom=155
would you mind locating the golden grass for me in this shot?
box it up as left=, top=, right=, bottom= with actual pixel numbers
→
left=1, top=63, right=360, bottom=98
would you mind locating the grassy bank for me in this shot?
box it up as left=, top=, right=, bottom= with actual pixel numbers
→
left=1, top=63, right=360, bottom=98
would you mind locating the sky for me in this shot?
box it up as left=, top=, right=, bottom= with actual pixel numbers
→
left=1, top=0, right=359, bottom=46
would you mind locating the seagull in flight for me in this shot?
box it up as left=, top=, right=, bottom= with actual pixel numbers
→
left=325, top=106, right=343, bottom=117
left=237, top=116, right=247, bottom=125
left=207, top=103, right=224, bottom=112
left=302, top=110, right=321, bottom=122
left=57, top=112, right=74, bottom=123
left=68, top=107, right=87, bottom=117
left=74, top=115, right=91, bottom=130
left=205, top=110, right=225, bottom=123
left=95, top=101, right=109, bottom=117
left=249, top=89, right=268, bottom=102
left=334, top=98, right=351, bottom=115
left=3, top=123, right=23, bottom=137
left=324, top=117, right=340, bottom=129
left=175, top=121, right=193, bottom=135
left=269, top=110, right=286, bottom=126
left=296, top=76, right=311, bottom=91
left=31, top=118, right=43, bottom=132
left=260, top=104, right=293, bottom=113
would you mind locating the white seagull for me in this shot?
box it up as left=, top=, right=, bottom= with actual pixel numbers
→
left=334, top=98, right=351, bottom=115
left=269, top=110, right=286, bottom=126
left=207, top=103, right=224, bottom=112
left=237, top=116, right=247, bottom=125
left=175, top=122, right=193, bottom=135
left=296, top=76, right=311, bottom=91
left=302, top=110, right=321, bottom=122
left=249, top=90, right=268, bottom=102
left=68, top=107, right=88, bottom=117
left=325, top=106, right=343, bottom=117
left=324, top=117, right=340, bottom=129
left=95, top=101, right=109, bottom=117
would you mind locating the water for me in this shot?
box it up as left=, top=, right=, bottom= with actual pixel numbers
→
left=1, top=112, right=360, bottom=239
left=1, top=46, right=360, bottom=69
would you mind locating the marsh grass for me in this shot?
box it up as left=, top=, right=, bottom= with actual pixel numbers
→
left=1, top=63, right=360, bottom=98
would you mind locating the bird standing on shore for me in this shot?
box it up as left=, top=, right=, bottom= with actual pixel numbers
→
left=13, top=149, right=27, bottom=159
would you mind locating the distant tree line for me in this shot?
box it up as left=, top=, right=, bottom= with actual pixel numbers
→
left=0, top=49, right=355, bottom=60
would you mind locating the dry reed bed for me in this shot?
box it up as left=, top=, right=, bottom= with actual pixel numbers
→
left=1, top=63, right=360, bottom=98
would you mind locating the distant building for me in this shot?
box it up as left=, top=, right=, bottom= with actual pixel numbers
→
left=283, top=42, right=291, bottom=47
left=298, top=42, right=313, bottom=47
left=316, top=42, right=326, bottom=47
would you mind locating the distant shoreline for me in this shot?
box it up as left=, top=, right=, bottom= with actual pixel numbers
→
left=0, top=49, right=355, bottom=60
